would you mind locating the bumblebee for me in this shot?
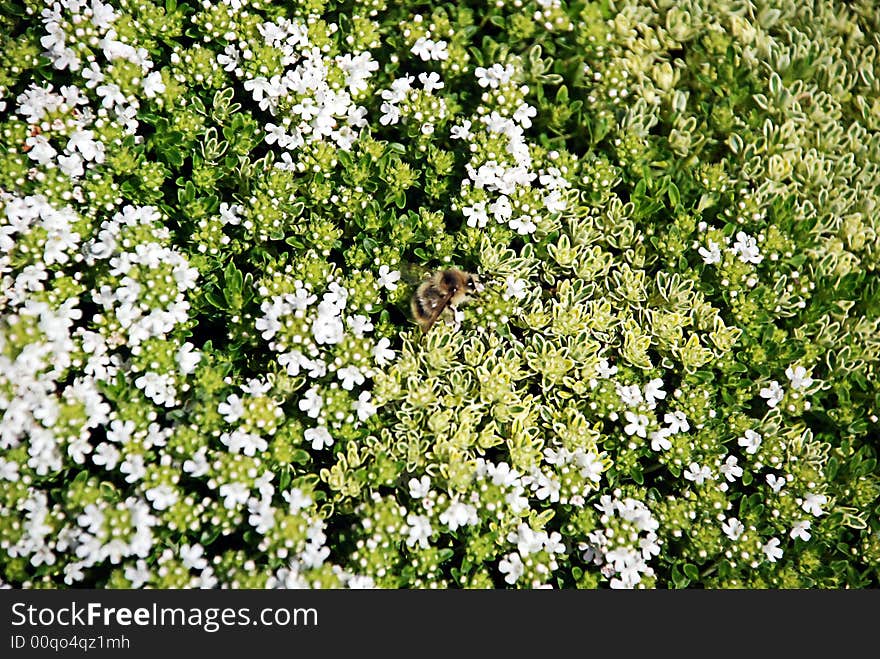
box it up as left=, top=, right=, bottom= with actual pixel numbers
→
left=410, top=268, right=480, bottom=332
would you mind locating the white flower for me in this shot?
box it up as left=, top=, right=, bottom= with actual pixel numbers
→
left=219, top=482, right=250, bottom=509
left=218, top=393, right=245, bottom=423
left=180, top=544, right=208, bottom=571
left=182, top=449, right=209, bottom=478
left=96, top=82, right=125, bottom=108
left=377, top=265, right=401, bottom=291
left=762, top=537, right=783, bottom=563
left=373, top=337, right=395, bottom=365
left=575, top=451, right=604, bottom=483
left=220, top=430, right=267, bottom=457
left=120, top=455, right=146, bottom=483
left=379, top=101, right=400, bottom=126
left=514, top=102, right=537, bottom=127
left=92, top=442, right=120, bottom=470
left=719, top=455, right=743, bottom=482
left=699, top=239, right=722, bottom=264
left=489, top=195, right=512, bottom=222
left=766, top=473, right=786, bottom=492
left=475, top=63, right=514, bottom=89
left=298, top=387, right=323, bottom=419
left=649, top=428, right=672, bottom=452
left=616, top=384, right=643, bottom=406
left=504, top=276, right=528, bottom=301
left=664, top=410, right=689, bottom=434
left=405, top=514, right=433, bottom=549
left=58, top=152, right=84, bottom=178
left=418, top=71, right=444, bottom=92
left=348, top=314, right=374, bottom=337
left=722, top=517, right=745, bottom=541
left=176, top=342, right=201, bottom=374
left=428, top=39, right=449, bottom=61
left=731, top=231, right=763, bottom=264
left=643, top=378, right=666, bottom=407
left=737, top=429, right=763, bottom=455
left=462, top=202, right=489, bottom=228
left=623, top=411, right=649, bottom=438
left=0, top=458, right=21, bottom=482
left=145, top=484, right=178, bottom=511
left=596, top=358, right=618, bottom=379
left=67, top=129, right=104, bottom=162
left=684, top=462, right=713, bottom=485
left=312, top=312, right=345, bottom=345
left=790, top=520, right=811, bottom=542
left=409, top=476, right=431, bottom=499
left=411, top=37, right=448, bottom=61
left=305, top=426, right=333, bottom=450
left=337, top=365, right=365, bottom=391
left=282, top=488, right=312, bottom=513
left=543, top=189, right=567, bottom=213
left=785, top=365, right=813, bottom=391
left=509, top=214, right=537, bottom=235
left=142, top=71, right=165, bottom=98
left=353, top=391, right=377, bottom=422
left=498, top=553, right=524, bottom=584
left=25, top=135, right=57, bottom=165
left=759, top=380, right=785, bottom=407
left=801, top=493, right=828, bottom=517
left=450, top=120, right=472, bottom=140
left=439, top=500, right=478, bottom=531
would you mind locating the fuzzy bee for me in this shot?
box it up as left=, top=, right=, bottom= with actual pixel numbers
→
left=410, top=268, right=481, bottom=333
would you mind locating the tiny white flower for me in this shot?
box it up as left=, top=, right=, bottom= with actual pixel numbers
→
left=731, top=231, right=763, bottom=264
left=145, top=484, right=178, bottom=511
left=596, top=358, right=618, bottom=379
left=616, top=384, right=643, bottom=407
left=737, top=429, right=763, bottom=455
left=450, top=120, right=472, bottom=140
left=504, top=276, right=528, bottom=301
left=377, top=265, right=401, bottom=291
left=790, top=520, right=812, bottom=542
left=418, top=71, right=444, bottom=92
left=766, top=473, right=786, bottom=493
left=304, top=426, right=334, bottom=451
left=722, top=517, right=745, bottom=541
left=649, top=428, right=672, bottom=452
left=759, top=380, right=785, bottom=407
left=337, top=365, right=365, bottom=391
left=699, top=239, right=722, bottom=264
left=509, top=214, right=537, bottom=235
left=298, top=387, right=323, bottom=419
left=801, top=493, right=828, bottom=517
left=684, top=462, right=713, bottom=485
left=664, top=410, right=689, bottom=434
left=785, top=365, right=813, bottom=391
left=408, top=476, right=431, bottom=499
left=143, top=71, right=166, bottom=98
left=719, top=455, right=743, bottom=482
left=373, top=337, right=396, bottom=365
left=180, top=544, right=208, bottom=571
left=762, top=537, right=783, bottom=563
left=643, top=378, right=666, bottom=407
left=405, top=514, right=433, bottom=549
left=353, top=391, right=377, bottom=422
left=623, top=411, right=649, bottom=438
left=499, top=552, right=524, bottom=584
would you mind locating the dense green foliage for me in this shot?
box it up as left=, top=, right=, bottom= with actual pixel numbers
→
left=1, top=0, right=879, bottom=588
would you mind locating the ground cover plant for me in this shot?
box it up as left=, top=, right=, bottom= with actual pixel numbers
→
left=1, top=0, right=879, bottom=589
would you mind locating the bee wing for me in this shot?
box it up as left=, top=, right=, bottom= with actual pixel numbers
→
left=419, top=287, right=457, bottom=332
left=399, top=262, right=430, bottom=286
